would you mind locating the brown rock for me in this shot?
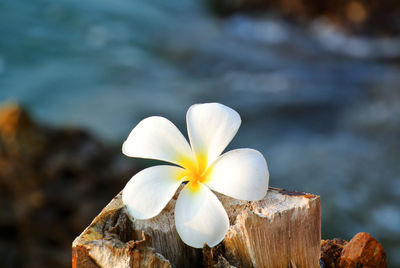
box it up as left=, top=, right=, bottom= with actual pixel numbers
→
left=321, top=238, right=347, bottom=268
left=339, top=232, right=387, bottom=268
left=0, top=103, right=139, bottom=268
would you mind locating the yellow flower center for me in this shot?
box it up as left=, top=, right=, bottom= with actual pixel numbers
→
left=178, top=153, right=211, bottom=193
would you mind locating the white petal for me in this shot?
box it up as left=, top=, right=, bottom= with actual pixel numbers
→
left=186, top=103, right=241, bottom=166
left=122, top=165, right=185, bottom=219
left=175, top=183, right=229, bottom=248
left=207, top=149, right=269, bottom=201
left=122, top=116, right=194, bottom=165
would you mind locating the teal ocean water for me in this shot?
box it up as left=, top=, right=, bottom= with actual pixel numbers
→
left=1, top=0, right=400, bottom=265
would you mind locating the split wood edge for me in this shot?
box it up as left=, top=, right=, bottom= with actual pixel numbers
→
left=73, top=186, right=321, bottom=268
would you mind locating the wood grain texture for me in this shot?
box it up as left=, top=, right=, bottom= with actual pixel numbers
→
left=72, top=187, right=320, bottom=268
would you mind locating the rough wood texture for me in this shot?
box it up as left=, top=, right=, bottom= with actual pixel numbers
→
left=72, top=187, right=320, bottom=268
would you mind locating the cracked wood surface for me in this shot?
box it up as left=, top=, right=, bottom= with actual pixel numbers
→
left=72, top=187, right=320, bottom=268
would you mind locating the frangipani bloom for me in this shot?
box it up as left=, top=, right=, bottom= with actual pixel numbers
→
left=122, top=103, right=269, bottom=248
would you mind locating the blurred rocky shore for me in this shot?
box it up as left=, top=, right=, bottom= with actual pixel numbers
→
left=0, top=103, right=138, bottom=268
left=210, top=0, right=400, bottom=36
left=0, top=103, right=389, bottom=267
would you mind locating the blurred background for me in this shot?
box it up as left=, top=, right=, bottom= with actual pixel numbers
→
left=1, top=0, right=400, bottom=267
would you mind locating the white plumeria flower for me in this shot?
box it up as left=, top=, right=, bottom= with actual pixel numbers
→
left=122, top=103, right=269, bottom=248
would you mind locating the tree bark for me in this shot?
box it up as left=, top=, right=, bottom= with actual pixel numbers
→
left=72, top=186, right=320, bottom=268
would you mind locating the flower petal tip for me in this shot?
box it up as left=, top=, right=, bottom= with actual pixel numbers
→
left=175, top=184, right=229, bottom=248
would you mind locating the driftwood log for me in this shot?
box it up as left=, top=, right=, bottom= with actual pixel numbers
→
left=72, top=187, right=320, bottom=268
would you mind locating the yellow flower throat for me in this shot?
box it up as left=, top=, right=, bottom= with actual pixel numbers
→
left=178, top=154, right=211, bottom=193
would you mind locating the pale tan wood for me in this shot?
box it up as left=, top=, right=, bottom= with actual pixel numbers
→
left=72, top=187, right=320, bottom=268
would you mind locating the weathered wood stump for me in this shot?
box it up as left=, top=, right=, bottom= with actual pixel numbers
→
left=72, top=187, right=320, bottom=268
